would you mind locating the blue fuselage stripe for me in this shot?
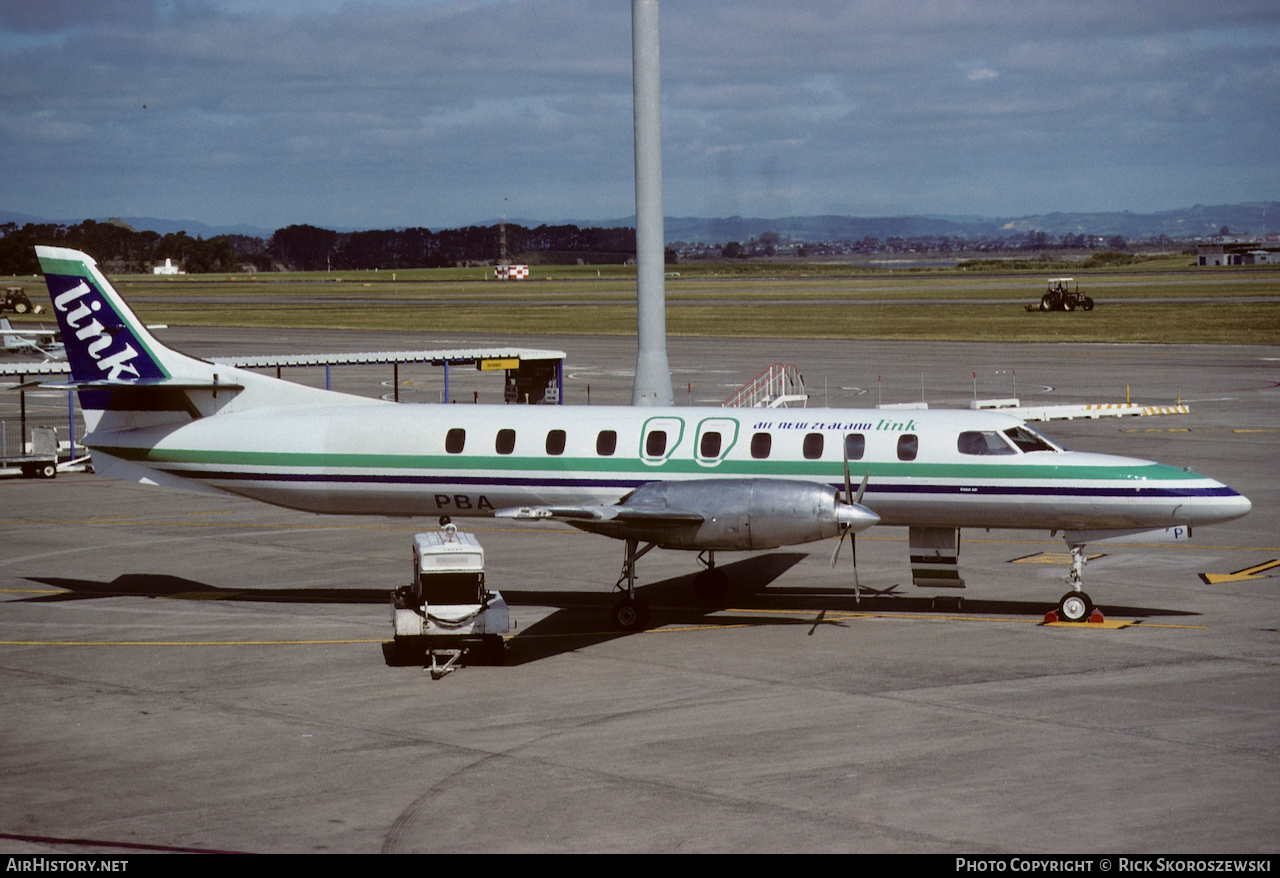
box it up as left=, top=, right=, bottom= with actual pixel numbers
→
left=154, top=467, right=1238, bottom=499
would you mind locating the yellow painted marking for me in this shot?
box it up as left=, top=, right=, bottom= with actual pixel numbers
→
left=1044, top=620, right=1206, bottom=630
left=646, top=623, right=758, bottom=633
left=725, top=607, right=1020, bottom=624
left=157, top=592, right=235, bottom=600
left=0, top=639, right=387, bottom=647
left=1232, top=429, right=1280, bottom=433
left=1010, top=551, right=1104, bottom=564
left=4, top=519, right=1273, bottom=552
left=1200, top=559, right=1280, bottom=584
left=0, top=587, right=64, bottom=594
left=0, top=518, right=554, bottom=535
left=1044, top=619, right=1134, bottom=629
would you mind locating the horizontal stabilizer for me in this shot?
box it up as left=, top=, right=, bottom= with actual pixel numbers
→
left=39, top=377, right=245, bottom=392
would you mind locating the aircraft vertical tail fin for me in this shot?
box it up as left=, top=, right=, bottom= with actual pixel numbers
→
left=34, top=247, right=368, bottom=434
left=35, top=246, right=209, bottom=386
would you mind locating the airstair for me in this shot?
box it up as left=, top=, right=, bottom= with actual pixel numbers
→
left=721, top=363, right=808, bottom=408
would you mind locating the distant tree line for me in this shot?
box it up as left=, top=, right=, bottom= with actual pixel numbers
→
left=2, top=217, right=1149, bottom=276
left=688, top=230, right=1133, bottom=260
left=0, top=219, right=645, bottom=275
left=0, top=220, right=244, bottom=276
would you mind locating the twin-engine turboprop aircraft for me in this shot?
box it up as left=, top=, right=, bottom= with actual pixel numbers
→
left=35, top=245, right=1251, bottom=629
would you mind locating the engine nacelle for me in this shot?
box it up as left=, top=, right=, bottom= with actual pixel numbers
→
left=586, top=479, right=877, bottom=551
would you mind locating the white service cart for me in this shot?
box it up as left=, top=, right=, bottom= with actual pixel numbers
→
left=388, top=520, right=509, bottom=678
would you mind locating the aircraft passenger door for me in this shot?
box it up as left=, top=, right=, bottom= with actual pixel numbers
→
left=694, top=417, right=739, bottom=467
left=639, top=416, right=685, bottom=466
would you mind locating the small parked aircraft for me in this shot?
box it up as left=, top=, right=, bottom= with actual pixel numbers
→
left=1, top=317, right=65, bottom=361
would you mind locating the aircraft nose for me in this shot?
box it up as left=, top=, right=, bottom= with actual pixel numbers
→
left=1194, top=483, right=1252, bottom=525
left=1224, top=490, right=1252, bottom=521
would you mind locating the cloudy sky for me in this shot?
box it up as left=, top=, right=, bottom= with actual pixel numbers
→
left=1, top=0, right=1277, bottom=231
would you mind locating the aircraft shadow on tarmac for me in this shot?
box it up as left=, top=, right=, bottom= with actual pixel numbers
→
left=23, top=574, right=387, bottom=605
left=22, top=557, right=1199, bottom=667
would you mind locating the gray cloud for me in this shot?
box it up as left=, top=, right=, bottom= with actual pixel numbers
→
left=1, top=0, right=1276, bottom=228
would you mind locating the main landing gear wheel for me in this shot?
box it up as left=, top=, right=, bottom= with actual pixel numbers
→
left=693, top=568, right=729, bottom=602
left=611, top=596, right=650, bottom=632
left=1057, top=591, right=1093, bottom=623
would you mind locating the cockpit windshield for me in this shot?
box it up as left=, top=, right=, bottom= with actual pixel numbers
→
left=1003, top=424, right=1062, bottom=453
left=958, top=431, right=1016, bottom=455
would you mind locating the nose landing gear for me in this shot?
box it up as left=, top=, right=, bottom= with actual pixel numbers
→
left=1049, top=543, right=1103, bottom=624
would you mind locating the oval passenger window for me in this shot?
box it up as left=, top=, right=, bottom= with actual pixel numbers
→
left=700, top=431, right=722, bottom=458
left=646, top=430, right=667, bottom=457
left=495, top=429, right=516, bottom=455
left=546, top=430, right=566, bottom=455
left=803, top=433, right=824, bottom=460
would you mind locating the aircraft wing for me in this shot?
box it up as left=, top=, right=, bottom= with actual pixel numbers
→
left=494, top=504, right=704, bottom=527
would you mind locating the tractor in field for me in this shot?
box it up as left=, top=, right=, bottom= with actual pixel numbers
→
left=2, top=286, right=43, bottom=315
left=1031, top=277, right=1094, bottom=312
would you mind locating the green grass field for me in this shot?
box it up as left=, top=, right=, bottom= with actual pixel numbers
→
left=4, top=262, right=1278, bottom=344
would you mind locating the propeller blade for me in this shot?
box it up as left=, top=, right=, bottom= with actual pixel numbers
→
left=830, top=526, right=848, bottom=567
left=852, top=531, right=860, bottom=603
left=853, top=470, right=869, bottom=506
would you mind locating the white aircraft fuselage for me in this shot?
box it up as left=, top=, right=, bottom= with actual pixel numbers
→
left=87, top=400, right=1246, bottom=536
left=34, top=245, right=1251, bottom=624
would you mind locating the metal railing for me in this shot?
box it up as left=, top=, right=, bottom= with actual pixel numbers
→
left=721, top=363, right=808, bottom=408
left=0, top=414, right=86, bottom=461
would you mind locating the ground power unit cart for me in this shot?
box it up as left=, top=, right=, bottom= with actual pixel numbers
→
left=387, top=521, right=509, bottom=678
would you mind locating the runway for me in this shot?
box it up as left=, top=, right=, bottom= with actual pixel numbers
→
left=1, top=331, right=1277, bottom=853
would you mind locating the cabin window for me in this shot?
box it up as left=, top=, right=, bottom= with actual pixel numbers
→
left=545, top=429, right=566, bottom=455
left=699, top=431, right=722, bottom=459
left=1004, top=425, right=1058, bottom=453
left=597, top=430, right=617, bottom=456
left=897, top=434, right=918, bottom=461
left=646, top=430, right=667, bottom=457
left=957, top=430, right=1015, bottom=455
left=445, top=428, right=466, bottom=454
left=750, top=432, right=772, bottom=459
left=495, top=428, right=516, bottom=455
left=803, top=432, right=824, bottom=460
left=844, top=433, right=865, bottom=460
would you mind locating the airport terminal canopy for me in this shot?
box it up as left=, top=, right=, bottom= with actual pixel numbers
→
left=0, top=346, right=568, bottom=405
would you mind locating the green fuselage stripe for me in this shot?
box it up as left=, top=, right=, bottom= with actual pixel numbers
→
left=92, top=444, right=1193, bottom=483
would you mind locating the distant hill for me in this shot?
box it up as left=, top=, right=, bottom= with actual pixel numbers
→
left=0, top=212, right=272, bottom=239
left=651, top=203, right=1280, bottom=243
left=4, top=202, right=1277, bottom=244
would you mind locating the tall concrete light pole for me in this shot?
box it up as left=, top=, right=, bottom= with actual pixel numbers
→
left=630, top=0, right=674, bottom=406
